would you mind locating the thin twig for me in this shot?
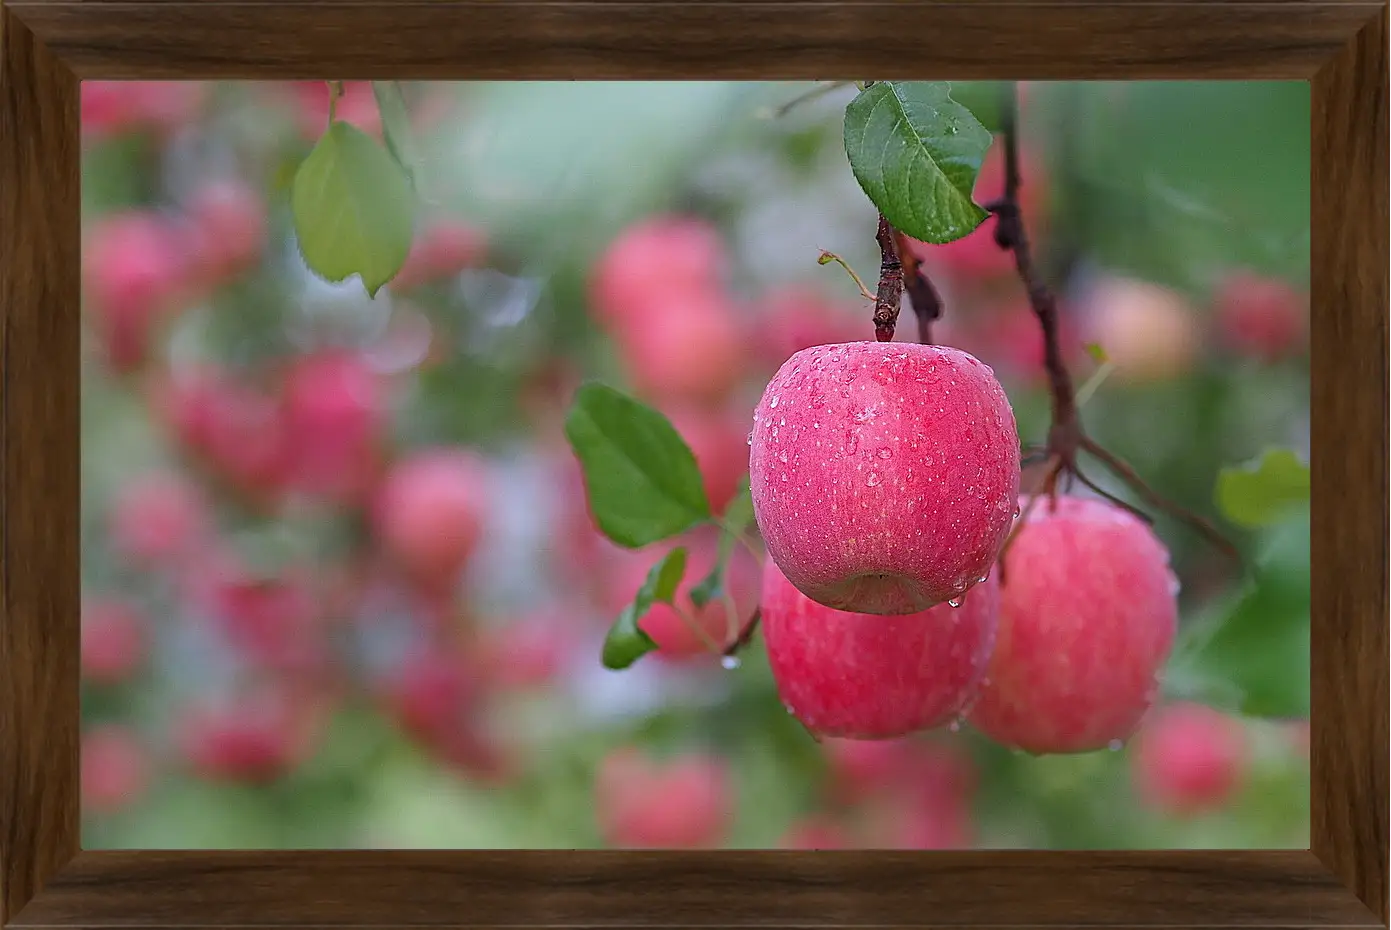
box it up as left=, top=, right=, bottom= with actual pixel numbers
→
left=768, top=81, right=854, bottom=119
left=818, top=250, right=876, bottom=302
left=1080, top=437, right=1244, bottom=568
left=722, top=608, right=762, bottom=657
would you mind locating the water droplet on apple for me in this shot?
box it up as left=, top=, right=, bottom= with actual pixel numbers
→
left=866, top=472, right=881, bottom=487
left=948, top=719, right=962, bottom=733
left=976, top=575, right=988, bottom=585
left=721, top=655, right=741, bottom=670
left=1168, top=573, right=1182, bottom=597
left=876, top=447, right=892, bottom=460
left=846, top=436, right=859, bottom=456
left=948, top=595, right=964, bottom=608
left=770, top=396, right=779, bottom=408
left=1107, top=739, right=1124, bottom=752
left=746, top=432, right=754, bottom=446
left=778, top=452, right=788, bottom=463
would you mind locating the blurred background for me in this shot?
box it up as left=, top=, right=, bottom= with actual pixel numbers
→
left=80, top=81, right=1310, bottom=850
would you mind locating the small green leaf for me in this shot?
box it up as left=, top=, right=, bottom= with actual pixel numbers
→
left=691, top=478, right=754, bottom=610
left=601, top=548, right=688, bottom=670
left=563, top=383, right=712, bottom=548
left=843, top=81, right=992, bottom=244
left=1216, top=448, right=1310, bottom=529
left=291, top=120, right=416, bottom=297
left=1085, top=342, right=1109, bottom=364
left=687, top=567, right=723, bottom=611
left=372, top=81, right=421, bottom=191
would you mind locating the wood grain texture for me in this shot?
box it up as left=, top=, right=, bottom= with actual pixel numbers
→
left=7, top=850, right=1385, bottom=927
left=1309, top=6, right=1391, bottom=925
left=3, top=1, right=1379, bottom=80
left=0, top=1, right=1387, bottom=928
left=0, top=3, right=82, bottom=927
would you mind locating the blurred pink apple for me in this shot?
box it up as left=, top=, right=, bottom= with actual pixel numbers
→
left=1131, top=702, right=1249, bottom=816
left=374, top=449, right=490, bottom=590
left=81, top=598, right=147, bottom=686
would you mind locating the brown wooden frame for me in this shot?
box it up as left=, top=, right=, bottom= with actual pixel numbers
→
left=2, top=1, right=1386, bottom=926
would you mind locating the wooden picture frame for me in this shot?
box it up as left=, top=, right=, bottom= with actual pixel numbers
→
left=2, top=1, right=1386, bottom=926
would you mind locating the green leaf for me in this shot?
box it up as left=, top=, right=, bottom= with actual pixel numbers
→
left=690, top=478, right=754, bottom=610
left=372, top=81, right=421, bottom=191
left=843, top=81, right=992, bottom=244
left=563, top=383, right=712, bottom=548
left=1167, top=509, right=1310, bottom=718
left=601, top=547, right=688, bottom=669
left=1216, top=448, right=1310, bottom=529
left=291, top=120, right=416, bottom=297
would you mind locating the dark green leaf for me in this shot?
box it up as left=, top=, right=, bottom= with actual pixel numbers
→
left=1216, top=448, right=1310, bottom=528
left=291, top=120, right=416, bottom=297
left=843, top=81, right=992, bottom=244
left=371, top=81, right=421, bottom=191
left=601, top=547, right=688, bottom=670
left=563, top=383, right=712, bottom=548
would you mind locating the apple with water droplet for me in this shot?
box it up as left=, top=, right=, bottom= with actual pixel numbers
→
left=760, top=557, right=999, bottom=739
left=968, top=495, right=1178, bottom=754
left=749, top=342, right=1020, bottom=615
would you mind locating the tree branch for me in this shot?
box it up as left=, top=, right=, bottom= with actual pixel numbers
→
left=891, top=227, right=942, bottom=344
left=873, top=214, right=904, bottom=342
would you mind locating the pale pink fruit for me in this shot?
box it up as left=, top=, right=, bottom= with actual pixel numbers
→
left=280, top=351, right=386, bottom=502
left=595, top=748, right=734, bottom=849
left=393, top=219, right=487, bottom=290
left=375, top=449, right=489, bottom=589
left=1131, top=703, right=1249, bottom=815
left=750, top=342, right=1020, bottom=615
left=81, top=599, right=146, bottom=685
left=83, top=211, right=188, bottom=371
left=109, top=472, right=207, bottom=567
left=617, top=291, right=747, bottom=405
left=1082, top=276, right=1201, bottom=382
left=186, top=179, right=268, bottom=283
left=82, top=726, right=150, bottom=815
left=756, top=287, right=864, bottom=368
left=664, top=404, right=751, bottom=515
left=590, top=217, right=726, bottom=326
left=761, top=558, right=999, bottom=739
left=969, top=495, right=1179, bottom=754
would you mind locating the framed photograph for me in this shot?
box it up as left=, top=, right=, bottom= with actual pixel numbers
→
left=2, top=2, right=1385, bottom=928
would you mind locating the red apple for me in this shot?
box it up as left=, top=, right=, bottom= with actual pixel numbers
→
left=82, top=726, right=150, bottom=815
left=81, top=599, right=146, bottom=685
left=109, top=472, right=207, bottom=568
left=968, top=495, right=1179, bottom=754
left=178, top=692, right=309, bottom=784
left=83, top=210, right=188, bottom=372
left=380, top=648, right=481, bottom=744
left=280, top=350, right=386, bottom=503
left=590, top=217, right=726, bottom=326
left=595, top=748, right=734, bottom=849
left=479, top=612, right=571, bottom=690
left=616, top=290, right=747, bottom=406
left=821, top=737, right=918, bottom=803
left=1213, top=271, right=1308, bottom=362
left=761, top=558, right=999, bottom=739
left=185, top=178, right=268, bottom=284
left=781, top=816, right=851, bottom=850
left=374, top=449, right=490, bottom=590
left=1131, top=702, right=1249, bottom=815
left=750, top=342, right=1020, bottom=615
left=393, top=218, right=487, bottom=290
left=209, top=571, right=325, bottom=674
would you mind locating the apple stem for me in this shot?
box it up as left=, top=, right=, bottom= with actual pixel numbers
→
left=722, top=607, right=761, bottom=658
left=872, top=214, right=904, bottom=342
left=891, top=226, right=942, bottom=344
left=988, top=82, right=1241, bottom=572
left=769, top=81, right=854, bottom=119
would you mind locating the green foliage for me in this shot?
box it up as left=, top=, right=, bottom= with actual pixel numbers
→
left=563, top=383, right=713, bottom=548
left=371, top=81, right=421, bottom=191
left=843, top=81, right=992, bottom=244
left=1216, top=448, right=1310, bottom=529
left=1168, top=508, right=1310, bottom=718
left=690, top=479, right=754, bottom=610
left=601, top=547, right=688, bottom=669
left=291, top=120, right=416, bottom=297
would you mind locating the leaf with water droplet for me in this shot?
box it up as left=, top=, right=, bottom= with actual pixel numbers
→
left=843, top=82, right=992, bottom=244
left=601, top=547, right=687, bottom=669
